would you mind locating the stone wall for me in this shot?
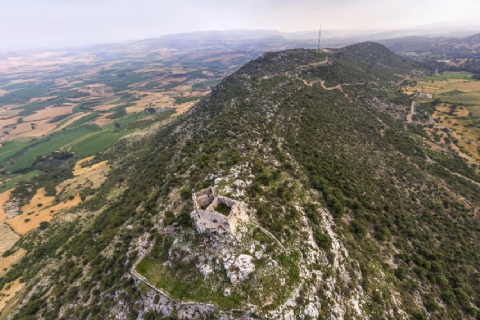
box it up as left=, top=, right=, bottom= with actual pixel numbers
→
left=193, top=187, right=215, bottom=210
left=191, top=187, right=248, bottom=235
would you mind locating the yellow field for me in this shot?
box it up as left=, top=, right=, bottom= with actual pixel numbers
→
left=21, top=187, right=55, bottom=215
left=125, top=91, right=175, bottom=114
left=0, top=117, right=20, bottom=129
left=172, top=85, right=191, bottom=93
left=157, top=77, right=188, bottom=86
left=0, top=278, right=24, bottom=313
left=23, top=106, right=74, bottom=122
left=5, top=120, right=57, bottom=140
left=93, top=113, right=115, bottom=126
left=59, top=159, right=110, bottom=195
left=3, top=104, right=78, bottom=139
left=7, top=187, right=82, bottom=235
left=93, top=104, right=121, bottom=112
left=72, top=156, right=96, bottom=175
left=173, top=101, right=197, bottom=116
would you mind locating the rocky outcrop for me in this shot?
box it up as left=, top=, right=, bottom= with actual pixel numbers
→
left=225, top=254, right=256, bottom=286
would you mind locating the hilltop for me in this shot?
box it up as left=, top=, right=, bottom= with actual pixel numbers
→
left=1, top=42, right=480, bottom=320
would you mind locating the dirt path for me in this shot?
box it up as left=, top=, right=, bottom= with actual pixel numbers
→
left=300, top=79, right=361, bottom=103
left=290, top=56, right=329, bottom=73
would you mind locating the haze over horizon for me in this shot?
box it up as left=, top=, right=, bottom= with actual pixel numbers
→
left=1, top=0, right=480, bottom=50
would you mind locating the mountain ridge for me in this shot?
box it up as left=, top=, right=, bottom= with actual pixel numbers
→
left=2, top=43, right=480, bottom=319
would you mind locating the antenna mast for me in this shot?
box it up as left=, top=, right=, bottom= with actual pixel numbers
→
left=317, top=25, right=322, bottom=52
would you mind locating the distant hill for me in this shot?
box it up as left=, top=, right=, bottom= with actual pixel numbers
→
left=380, top=33, right=480, bottom=74
left=381, top=33, right=480, bottom=58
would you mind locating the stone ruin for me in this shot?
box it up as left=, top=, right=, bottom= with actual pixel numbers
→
left=191, top=187, right=248, bottom=235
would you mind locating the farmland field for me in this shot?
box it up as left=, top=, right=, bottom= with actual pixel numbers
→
left=407, top=71, right=480, bottom=164
left=0, top=41, right=276, bottom=193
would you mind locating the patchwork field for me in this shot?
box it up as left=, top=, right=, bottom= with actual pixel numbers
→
left=0, top=42, right=265, bottom=198
left=407, top=71, right=480, bottom=164
left=410, top=75, right=480, bottom=105
left=0, top=154, right=111, bottom=294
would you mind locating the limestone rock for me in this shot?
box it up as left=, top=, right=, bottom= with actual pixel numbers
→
left=226, top=254, right=255, bottom=285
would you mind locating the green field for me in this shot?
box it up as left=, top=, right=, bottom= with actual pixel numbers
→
left=465, top=105, right=480, bottom=117
left=425, top=71, right=473, bottom=80
left=0, top=109, right=174, bottom=192
left=0, top=170, right=42, bottom=192
left=68, top=130, right=130, bottom=159
left=136, top=257, right=241, bottom=310
left=435, top=92, right=480, bottom=105
left=4, top=125, right=101, bottom=172
left=0, top=141, right=28, bottom=163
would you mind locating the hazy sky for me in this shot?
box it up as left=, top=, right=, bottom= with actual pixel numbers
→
left=1, top=0, right=480, bottom=49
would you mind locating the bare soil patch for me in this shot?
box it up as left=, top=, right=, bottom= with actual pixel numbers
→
left=173, top=101, right=196, bottom=116
left=0, top=248, right=26, bottom=278
left=72, top=156, right=96, bottom=176
left=7, top=188, right=54, bottom=235
left=58, top=160, right=110, bottom=196
left=7, top=187, right=82, bottom=235
left=0, top=278, right=24, bottom=314
left=0, top=190, right=12, bottom=223
left=0, top=224, right=19, bottom=255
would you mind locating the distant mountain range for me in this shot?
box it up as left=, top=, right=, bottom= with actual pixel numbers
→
left=3, top=22, right=480, bottom=54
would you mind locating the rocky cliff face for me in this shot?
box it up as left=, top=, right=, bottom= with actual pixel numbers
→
left=4, top=43, right=480, bottom=320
